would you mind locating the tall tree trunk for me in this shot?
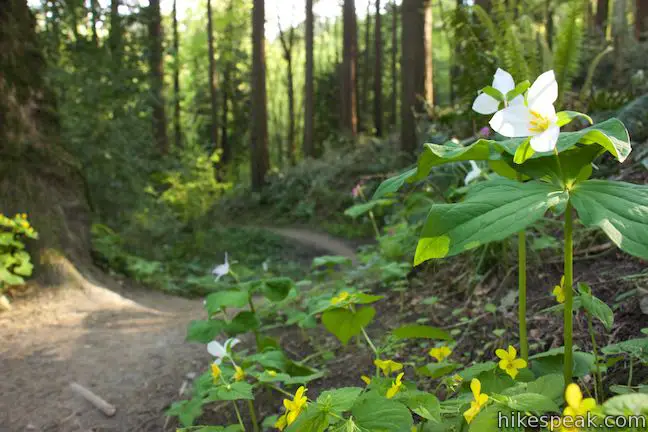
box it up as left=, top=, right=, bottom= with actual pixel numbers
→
left=207, top=0, right=219, bottom=153
left=390, top=0, right=398, bottom=127
left=250, top=0, right=269, bottom=190
left=400, top=0, right=432, bottom=153
left=172, top=0, right=181, bottom=148
left=636, top=0, right=648, bottom=39
left=1, top=0, right=90, bottom=276
left=374, top=0, right=383, bottom=136
left=596, top=0, right=609, bottom=29
left=303, top=0, right=315, bottom=158
left=278, top=23, right=296, bottom=166
left=109, top=0, right=122, bottom=63
left=474, top=0, right=491, bottom=10
left=546, top=0, right=554, bottom=49
left=148, top=0, right=169, bottom=153
left=341, top=0, right=358, bottom=138
left=221, top=0, right=234, bottom=165
left=90, top=0, right=99, bottom=46
left=361, top=0, right=372, bottom=132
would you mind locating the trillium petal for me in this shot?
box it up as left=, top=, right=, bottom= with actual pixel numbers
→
left=530, top=124, right=560, bottom=152
left=528, top=70, right=558, bottom=111
left=472, top=93, right=500, bottom=115
left=489, top=105, right=532, bottom=137
left=225, top=338, right=241, bottom=352
left=207, top=341, right=226, bottom=358
left=492, top=68, right=516, bottom=94
left=509, top=95, right=525, bottom=106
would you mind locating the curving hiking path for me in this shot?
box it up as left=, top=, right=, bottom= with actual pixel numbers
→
left=0, top=228, right=355, bottom=432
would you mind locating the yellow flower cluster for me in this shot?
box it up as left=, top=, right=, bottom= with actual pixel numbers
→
left=275, top=386, right=307, bottom=430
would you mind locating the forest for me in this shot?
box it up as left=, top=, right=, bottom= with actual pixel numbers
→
left=1, top=0, right=648, bottom=430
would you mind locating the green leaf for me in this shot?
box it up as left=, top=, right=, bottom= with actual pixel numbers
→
left=205, top=290, right=249, bottom=313
left=505, top=80, right=530, bottom=101
left=458, top=362, right=496, bottom=381
left=571, top=180, right=648, bottom=259
left=262, top=277, right=294, bottom=301
left=526, top=374, right=565, bottom=402
left=225, top=311, right=260, bottom=336
left=556, top=111, right=593, bottom=127
left=321, top=306, right=375, bottom=345
left=405, top=392, right=441, bottom=422
left=602, top=337, right=648, bottom=363
left=392, top=324, right=452, bottom=341
left=186, top=319, right=225, bottom=343
left=352, top=292, right=385, bottom=304
left=513, top=138, right=534, bottom=164
left=504, top=393, right=560, bottom=413
left=0, top=267, right=25, bottom=285
left=206, top=382, right=254, bottom=401
left=312, top=255, right=352, bottom=268
left=285, top=404, right=331, bottom=432
left=345, top=199, right=395, bottom=218
left=603, top=394, right=648, bottom=416
left=481, top=86, right=504, bottom=102
left=166, top=398, right=203, bottom=427
left=577, top=282, right=614, bottom=330
left=351, top=394, right=414, bottom=431
left=372, top=168, right=417, bottom=200
left=469, top=406, right=513, bottom=432
left=416, top=362, right=460, bottom=379
left=415, top=180, right=567, bottom=265
left=316, top=387, right=363, bottom=414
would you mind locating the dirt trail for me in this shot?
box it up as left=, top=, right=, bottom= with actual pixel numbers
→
left=0, top=229, right=355, bottom=432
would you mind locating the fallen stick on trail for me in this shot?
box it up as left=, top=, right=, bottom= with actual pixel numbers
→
left=69, top=382, right=117, bottom=417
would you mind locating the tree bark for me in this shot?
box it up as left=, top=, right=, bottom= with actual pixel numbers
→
left=109, top=0, right=121, bottom=63
left=390, top=0, right=398, bottom=127
left=595, top=0, right=609, bottom=31
left=172, top=0, right=181, bottom=148
left=400, top=0, right=432, bottom=153
left=250, top=0, right=269, bottom=190
left=148, top=0, right=169, bottom=153
left=636, top=0, right=648, bottom=39
left=207, top=0, right=219, bottom=153
left=90, top=0, right=99, bottom=46
left=221, top=0, right=234, bottom=165
left=278, top=21, right=296, bottom=166
left=374, top=0, right=383, bottom=136
left=303, top=0, right=315, bottom=158
left=362, top=0, right=372, bottom=132
left=341, top=0, right=358, bottom=138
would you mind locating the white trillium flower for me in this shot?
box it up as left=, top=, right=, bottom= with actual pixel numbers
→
left=489, top=70, right=560, bottom=153
left=212, top=252, right=230, bottom=281
left=464, top=161, right=482, bottom=185
left=207, top=338, right=240, bottom=365
left=472, top=68, right=524, bottom=115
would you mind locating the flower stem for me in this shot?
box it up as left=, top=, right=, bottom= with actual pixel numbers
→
left=518, top=230, right=528, bottom=361
left=586, top=311, right=603, bottom=402
left=247, top=400, right=260, bottom=432
left=361, top=327, right=379, bottom=356
left=563, top=202, right=574, bottom=385
left=232, top=401, right=246, bottom=431
left=359, top=189, right=381, bottom=238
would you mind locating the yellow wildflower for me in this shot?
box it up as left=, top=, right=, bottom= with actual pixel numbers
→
left=360, top=375, right=372, bottom=385
left=275, top=386, right=307, bottom=430
left=374, top=359, right=403, bottom=376
left=386, top=372, right=404, bottom=399
left=429, top=346, right=452, bottom=362
left=267, top=370, right=277, bottom=377
left=210, top=363, right=221, bottom=383
left=463, top=379, right=489, bottom=424
left=553, top=276, right=566, bottom=303
left=233, top=366, right=245, bottom=382
left=331, top=291, right=350, bottom=305
left=495, top=345, right=527, bottom=379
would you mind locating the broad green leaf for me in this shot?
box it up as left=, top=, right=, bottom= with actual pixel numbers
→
left=0, top=267, right=25, bottom=285
left=416, top=362, right=460, bottom=379
left=205, top=290, right=249, bottom=313
left=458, top=362, right=496, bottom=381
left=556, top=111, right=593, bottom=127
left=372, top=168, right=417, bottom=199
left=405, top=392, right=441, bottom=422
left=285, top=403, right=331, bottom=432
left=312, top=255, right=352, bottom=268
left=415, top=180, right=567, bottom=265
left=186, top=319, right=225, bottom=343
left=316, top=387, right=363, bottom=414
left=351, top=394, right=414, bottom=431
left=392, top=324, right=452, bottom=341
left=602, top=338, right=648, bottom=363
left=513, top=138, right=534, bottom=164
left=321, top=306, right=375, bottom=345
left=504, top=393, right=560, bottom=413
left=571, top=180, right=648, bottom=260
left=11, top=251, right=33, bottom=276
left=526, top=374, right=565, bottom=402
left=353, top=292, right=384, bottom=304
left=469, top=406, right=514, bottom=432
left=225, top=311, right=260, bottom=336
left=166, top=398, right=203, bottom=427
left=262, top=277, right=294, bottom=301
left=577, top=282, right=614, bottom=330
left=603, top=394, right=648, bottom=416
left=345, top=199, right=395, bottom=218
left=206, top=382, right=255, bottom=401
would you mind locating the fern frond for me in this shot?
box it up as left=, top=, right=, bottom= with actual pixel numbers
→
left=553, top=0, right=585, bottom=102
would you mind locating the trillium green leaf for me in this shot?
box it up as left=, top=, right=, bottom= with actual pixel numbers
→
left=556, top=111, right=593, bottom=127
left=414, top=180, right=567, bottom=265
left=186, top=319, right=225, bottom=343
left=570, top=180, right=648, bottom=260
left=205, top=290, right=249, bottom=313
left=321, top=306, right=375, bottom=345
left=344, top=199, right=395, bottom=218
left=372, top=168, right=417, bottom=199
